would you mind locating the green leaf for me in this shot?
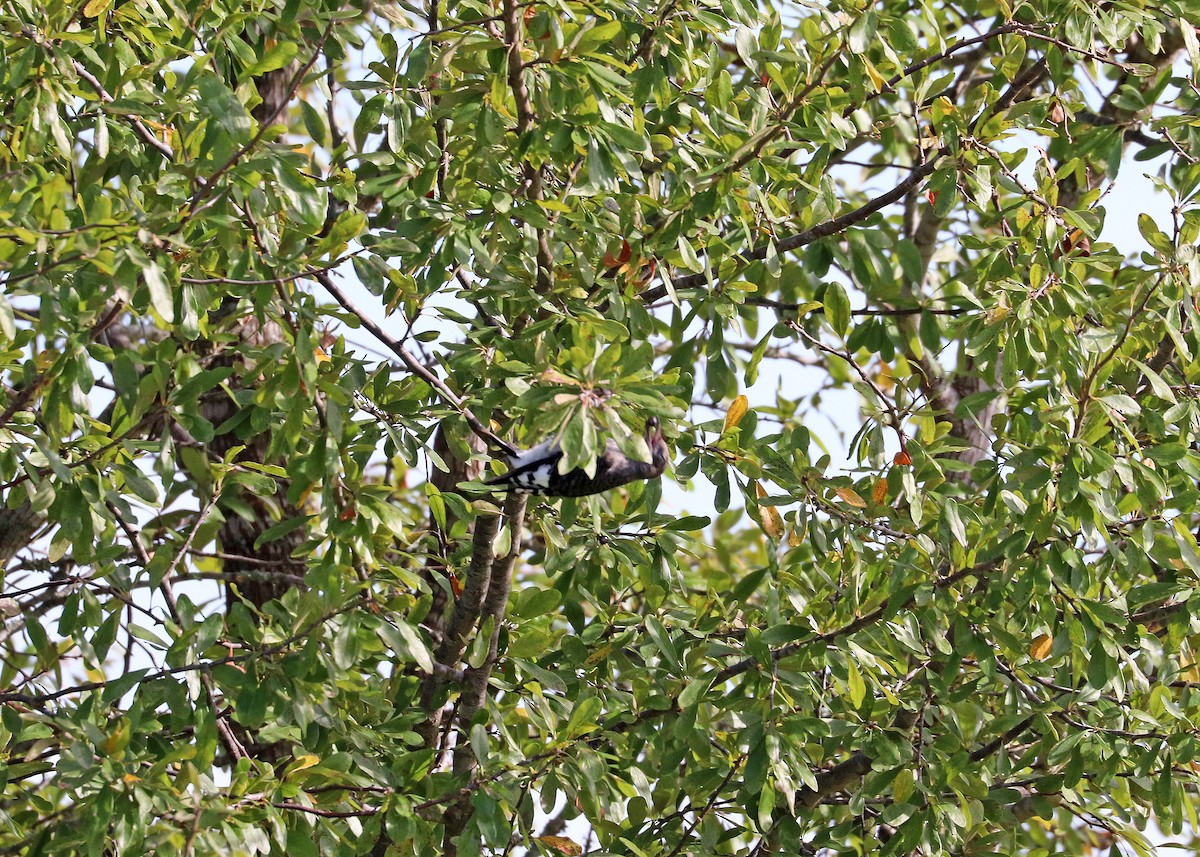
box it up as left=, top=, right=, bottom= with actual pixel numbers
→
left=847, top=658, right=865, bottom=707
left=941, top=500, right=968, bottom=547
left=563, top=695, right=602, bottom=739
left=676, top=235, right=703, bottom=273
left=663, top=515, right=710, bottom=531
left=252, top=514, right=312, bottom=550
left=141, top=257, right=174, bottom=323
left=823, top=281, right=850, bottom=337
left=247, top=41, right=299, bottom=77
left=392, top=621, right=434, bottom=674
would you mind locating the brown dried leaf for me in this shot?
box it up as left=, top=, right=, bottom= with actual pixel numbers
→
left=1056, top=228, right=1089, bottom=258
left=871, top=478, right=888, bottom=505
left=833, top=485, right=867, bottom=508
left=536, top=835, right=583, bottom=856
left=629, top=257, right=657, bottom=290
left=753, top=481, right=785, bottom=540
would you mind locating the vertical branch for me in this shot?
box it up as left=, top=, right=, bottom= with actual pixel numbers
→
left=442, top=492, right=527, bottom=855
left=418, top=511, right=501, bottom=747
left=902, top=57, right=1052, bottom=475
left=456, top=493, right=526, bottom=720
left=426, top=0, right=450, bottom=197
left=421, top=425, right=487, bottom=636
left=500, top=0, right=553, bottom=290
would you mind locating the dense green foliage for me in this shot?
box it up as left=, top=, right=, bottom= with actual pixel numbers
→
left=1, top=0, right=1200, bottom=853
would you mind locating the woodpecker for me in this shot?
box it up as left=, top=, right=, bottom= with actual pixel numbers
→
left=486, top=417, right=669, bottom=497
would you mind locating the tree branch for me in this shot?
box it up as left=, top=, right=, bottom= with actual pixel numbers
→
left=184, top=24, right=333, bottom=219
left=444, top=493, right=527, bottom=855
left=71, top=60, right=175, bottom=160
left=641, top=158, right=941, bottom=303
left=315, top=271, right=518, bottom=456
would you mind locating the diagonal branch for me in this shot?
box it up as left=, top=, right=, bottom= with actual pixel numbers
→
left=315, top=271, right=518, bottom=456
left=71, top=61, right=175, bottom=160
left=713, top=556, right=1001, bottom=683
left=184, top=24, right=333, bottom=218
left=641, top=157, right=942, bottom=303
left=111, top=496, right=247, bottom=762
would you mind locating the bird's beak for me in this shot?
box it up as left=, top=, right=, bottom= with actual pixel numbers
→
left=646, top=416, right=664, bottom=441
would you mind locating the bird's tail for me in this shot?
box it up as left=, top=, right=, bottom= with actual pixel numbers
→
left=483, top=472, right=515, bottom=489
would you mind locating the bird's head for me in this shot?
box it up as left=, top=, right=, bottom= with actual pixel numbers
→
left=644, top=416, right=670, bottom=474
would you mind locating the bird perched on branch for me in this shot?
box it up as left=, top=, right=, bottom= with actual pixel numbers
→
left=486, top=417, right=669, bottom=497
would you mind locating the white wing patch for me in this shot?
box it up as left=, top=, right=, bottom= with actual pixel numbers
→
left=511, top=462, right=553, bottom=494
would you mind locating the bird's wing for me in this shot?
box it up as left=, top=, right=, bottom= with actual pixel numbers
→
left=485, top=440, right=565, bottom=493
left=507, top=438, right=560, bottom=469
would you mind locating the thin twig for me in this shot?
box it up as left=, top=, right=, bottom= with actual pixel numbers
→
left=71, top=61, right=175, bottom=159
left=644, top=158, right=942, bottom=302
left=0, top=602, right=359, bottom=707
left=179, top=255, right=357, bottom=285
left=184, top=24, right=333, bottom=219
left=315, top=271, right=518, bottom=456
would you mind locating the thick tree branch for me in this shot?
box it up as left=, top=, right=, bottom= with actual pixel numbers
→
left=417, top=511, right=502, bottom=747
left=444, top=493, right=527, bottom=855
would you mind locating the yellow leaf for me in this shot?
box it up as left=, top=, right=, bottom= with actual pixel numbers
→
left=862, top=58, right=885, bottom=92
left=986, top=300, right=1010, bottom=323
left=787, top=525, right=804, bottom=548
left=833, top=486, right=867, bottom=508
left=286, top=755, right=321, bottom=775
left=1029, top=633, right=1053, bottom=661
left=754, top=481, right=784, bottom=540
left=83, top=0, right=111, bottom=16
left=723, top=394, right=749, bottom=433
left=761, top=506, right=784, bottom=540
left=584, top=642, right=613, bottom=667
left=314, top=346, right=330, bottom=364
left=871, top=478, right=888, bottom=505
left=875, top=361, right=895, bottom=392
left=296, top=482, right=316, bottom=506
left=536, top=836, right=583, bottom=856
